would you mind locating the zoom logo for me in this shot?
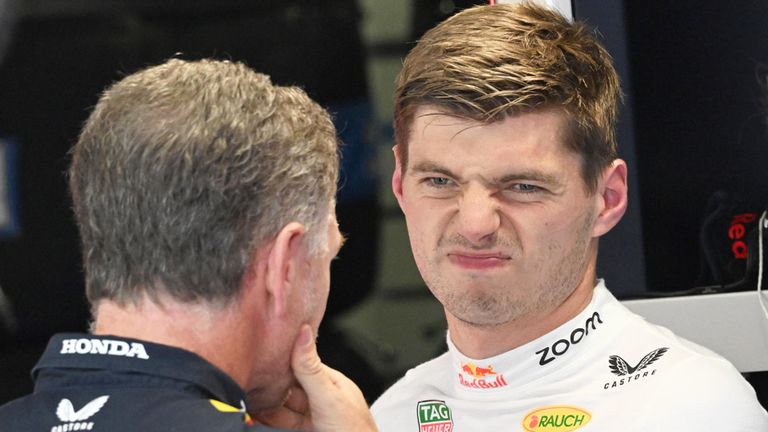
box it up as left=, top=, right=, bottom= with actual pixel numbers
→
left=536, top=312, right=603, bottom=366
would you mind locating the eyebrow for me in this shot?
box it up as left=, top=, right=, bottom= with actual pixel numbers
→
left=497, top=171, right=562, bottom=187
left=409, top=161, right=563, bottom=188
left=409, top=161, right=456, bottom=178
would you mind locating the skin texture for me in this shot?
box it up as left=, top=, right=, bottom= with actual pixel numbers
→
left=245, top=210, right=344, bottom=413
left=393, top=106, right=627, bottom=359
left=93, top=208, right=379, bottom=432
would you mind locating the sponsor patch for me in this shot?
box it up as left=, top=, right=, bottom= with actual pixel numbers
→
left=603, top=347, right=668, bottom=390
left=60, top=338, right=149, bottom=360
left=51, top=396, right=109, bottom=432
left=522, top=406, right=591, bottom=432
left=417, top=400, right=453, bottom=432
left=458, top=362, right=508, bottom=389
left=535, top=311, right=602, bottom=366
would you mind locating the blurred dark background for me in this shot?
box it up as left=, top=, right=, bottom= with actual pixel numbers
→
left=0, top=0, right=766, bottom=407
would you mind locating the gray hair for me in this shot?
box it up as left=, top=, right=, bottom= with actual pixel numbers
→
left=70, top=59, right=339, bottom=306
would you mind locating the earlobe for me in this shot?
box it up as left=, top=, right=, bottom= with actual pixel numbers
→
left=592, top=159, right=628, bottom=238
left=265, top=222, right=306, bottom=317
left=392, top=145, right=405, bottom=207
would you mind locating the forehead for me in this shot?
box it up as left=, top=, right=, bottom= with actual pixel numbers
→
left=406, top=106, right=572, bottom=171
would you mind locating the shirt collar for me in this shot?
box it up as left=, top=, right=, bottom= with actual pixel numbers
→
left=33, top=333, right=247, bottom=407
left=447, top=280, right=620, bottom=394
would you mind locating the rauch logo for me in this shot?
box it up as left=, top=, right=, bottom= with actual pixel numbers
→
left=417, top=400, right=453, bottom=432
left=458, top=362, right=508, bottom=389
left=522, top=406, right=591, bottom=432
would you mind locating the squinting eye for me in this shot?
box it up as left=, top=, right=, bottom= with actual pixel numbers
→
left=428, top=177, right=452, bottom=186
left=513, top=183, right=539, bottom=193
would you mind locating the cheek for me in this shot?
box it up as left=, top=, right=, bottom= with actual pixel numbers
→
left=403, top=195, right=451, bottom=235
left=536, top=207, right=593, bottom=249
left=404, top=210, right=437, bottom=256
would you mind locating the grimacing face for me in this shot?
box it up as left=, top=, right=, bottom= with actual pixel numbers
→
left=393, top=107, right=601, bottom=327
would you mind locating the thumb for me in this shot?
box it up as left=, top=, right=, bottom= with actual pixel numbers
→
left=291, top=324, right=328, bottom=389
left=289, top=324, right=378, bottom=432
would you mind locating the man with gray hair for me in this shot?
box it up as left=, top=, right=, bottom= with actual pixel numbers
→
left=0, top=58, right=376, bottom=431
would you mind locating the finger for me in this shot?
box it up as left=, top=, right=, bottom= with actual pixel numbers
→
left=289, top=324, right=377, bottom=432
left=282, top=385, right=309, bottom=414
left=254, top=406, right=308, bottom=431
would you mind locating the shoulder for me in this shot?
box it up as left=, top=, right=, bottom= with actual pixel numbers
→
left=619, top=306, right=748, bottom=385
left=615, top=300, right=741, bottom=363
left=371, top=352, right=452, bottom=421
left=0, top=391, right=264, bottom=431
left=636, top=362, right=768, bottom=430
left=139, top=397, right=263, bottom=431
left=0, top=396, right=33, bottom=431
left=618, top=313, right=768, bottom=429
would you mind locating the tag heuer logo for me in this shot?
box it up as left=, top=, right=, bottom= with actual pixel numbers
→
left=417, top=400, right=453, bottom=432
left=52, top=396, right=109, bottom=432
left=609, top=347, right=668, bottom=376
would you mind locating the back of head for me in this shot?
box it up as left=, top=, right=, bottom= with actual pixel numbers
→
left=394, top=2, right=621, bottom=193
left=70, top=59, right=338, bottom=307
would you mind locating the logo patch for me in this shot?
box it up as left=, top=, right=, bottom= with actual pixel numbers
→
left=461, top=362, right=496, bottom=378
left=522, top=406, right=591, bottom=432
left=417, top=400, right=453, bottom=432
left=458, top=362, right=508, bottom=389
left=535, top=311, right=602, bottom=366
left=60, top=338, right=149, bottom=360
left=52, top=396, right=109, bottom=432
left=603, top=347, right=668, bottom=390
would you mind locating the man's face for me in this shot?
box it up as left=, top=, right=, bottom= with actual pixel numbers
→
left=393, top=107, right=600, bottom=327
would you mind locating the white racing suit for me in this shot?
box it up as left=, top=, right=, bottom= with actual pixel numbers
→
left=372, top=281, right=768, bottom=431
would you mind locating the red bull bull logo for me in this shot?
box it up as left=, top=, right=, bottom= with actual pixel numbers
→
left=458, top=362, right=508, bottom=389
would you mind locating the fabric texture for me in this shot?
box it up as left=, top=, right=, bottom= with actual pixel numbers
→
left=372, top=281, right=768, bottom=431
left=0, top=333, right=287, bottom=431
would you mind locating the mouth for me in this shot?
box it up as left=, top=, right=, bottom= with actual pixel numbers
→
left=447, top=251, right=511, bottom=270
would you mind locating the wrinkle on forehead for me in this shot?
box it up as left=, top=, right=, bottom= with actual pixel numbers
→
left=414, top=110, right=486, bottom=143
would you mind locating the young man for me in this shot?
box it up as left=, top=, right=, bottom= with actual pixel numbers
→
left=371, top=4, right=768, bottom=431
left=0, top=59, right=376, bottom=431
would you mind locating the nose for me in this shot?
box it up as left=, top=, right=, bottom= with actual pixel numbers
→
left=456, top=185, right=500, bottom=245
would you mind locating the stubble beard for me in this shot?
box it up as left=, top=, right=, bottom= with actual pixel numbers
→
left=421, top=212, right=595, bottom=328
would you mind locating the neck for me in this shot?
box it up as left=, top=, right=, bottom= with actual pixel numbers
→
left=447, top=262, right=598, bottom=359
left=92, top=292, right=261, bottom=390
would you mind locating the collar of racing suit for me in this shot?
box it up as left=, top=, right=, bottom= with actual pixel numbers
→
left=446, top=279, right=625, bottom=398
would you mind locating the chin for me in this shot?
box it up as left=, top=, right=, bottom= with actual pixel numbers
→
left=245, top=374, right=294, bottom=415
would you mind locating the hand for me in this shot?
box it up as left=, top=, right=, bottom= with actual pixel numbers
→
left=257, top=325, right=377, bottom=432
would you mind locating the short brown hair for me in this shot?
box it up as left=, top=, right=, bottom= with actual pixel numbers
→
left=70, top=59, right=338, bottom=307
left=394, top=2, right=621, bottom=193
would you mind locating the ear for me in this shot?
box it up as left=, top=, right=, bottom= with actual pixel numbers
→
left=392, top=145, right=405, bottom=208
left=264, top=222, right=307, bottom=318
left=592, top=159, right=628, bottom=238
